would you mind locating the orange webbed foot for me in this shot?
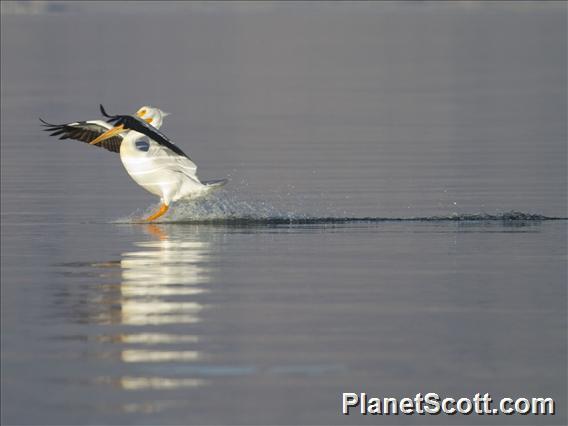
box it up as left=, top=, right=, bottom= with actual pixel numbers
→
left=143, top=203, right=169, bottom=222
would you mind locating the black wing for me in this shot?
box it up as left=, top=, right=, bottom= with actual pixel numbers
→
left=100, top=104, right=192, bottom=160
left=39, top=118, right=123, bottom=153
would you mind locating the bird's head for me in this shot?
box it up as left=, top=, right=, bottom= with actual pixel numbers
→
left=89, top=104, right=170, bottom=146
left=135, top=106, right=169, bottom=129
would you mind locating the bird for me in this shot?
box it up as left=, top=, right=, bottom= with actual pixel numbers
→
left=40, top=105, right=227, bottom=221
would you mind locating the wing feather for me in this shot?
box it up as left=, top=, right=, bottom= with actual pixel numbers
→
left=144, top=137, right=198, bottom=177
left=39, top=118, right=123, bottom=153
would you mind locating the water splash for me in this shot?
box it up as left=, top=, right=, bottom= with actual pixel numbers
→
left=115, top=191, right=563, bottom=225
left=168, top=191, right=302, bottom=222
left=116, top=191, right=306, bottom=224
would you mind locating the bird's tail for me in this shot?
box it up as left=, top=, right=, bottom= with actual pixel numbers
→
left=203, top=179, right=228, bottom=191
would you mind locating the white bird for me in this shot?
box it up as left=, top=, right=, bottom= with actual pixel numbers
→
left=41, top=105, right=226, bottom=221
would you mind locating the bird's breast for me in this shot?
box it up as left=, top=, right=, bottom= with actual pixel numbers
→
left=120, top=139, right=155, bottom=174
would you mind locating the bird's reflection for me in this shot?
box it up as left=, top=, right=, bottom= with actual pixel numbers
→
left=117, top=224, right=210, bottom=327
left=53, top=223, right=217, bottom=394
left=105, top=224, right=211, bottom=390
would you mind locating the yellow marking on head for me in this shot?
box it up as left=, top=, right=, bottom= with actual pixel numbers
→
left=136, top=109, right=147, bottom=117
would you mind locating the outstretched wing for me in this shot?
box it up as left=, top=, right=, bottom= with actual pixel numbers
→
left=39, top=118, right=123, bottom=153
left=100, top=104, right=193, bottom=160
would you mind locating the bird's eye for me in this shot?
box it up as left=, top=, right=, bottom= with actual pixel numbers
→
left=139, top=109, right=147, bottom=116
left=135, top=140, right=150, bottom=152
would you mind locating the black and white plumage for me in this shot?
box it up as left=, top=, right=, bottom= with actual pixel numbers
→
left=39, top=105, right=167, bottom=153
left=99, top=105, right=191, bottom=160
left=39, top=118, right=123, bottom=153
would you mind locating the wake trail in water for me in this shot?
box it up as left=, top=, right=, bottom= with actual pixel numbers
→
left=115, top=192, right=565, bottom=225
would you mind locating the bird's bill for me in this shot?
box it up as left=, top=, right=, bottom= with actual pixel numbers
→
left=90, top=124, right=125, bottom=145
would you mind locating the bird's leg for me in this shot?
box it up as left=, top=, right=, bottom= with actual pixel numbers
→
left=144, top=204, right=169, bottom=222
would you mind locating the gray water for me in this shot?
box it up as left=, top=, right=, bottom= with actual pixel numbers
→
left=1, top=2, right=566, bottom=425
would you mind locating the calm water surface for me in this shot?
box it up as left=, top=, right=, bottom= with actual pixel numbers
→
left=1, top=3, right=566, bottom=425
